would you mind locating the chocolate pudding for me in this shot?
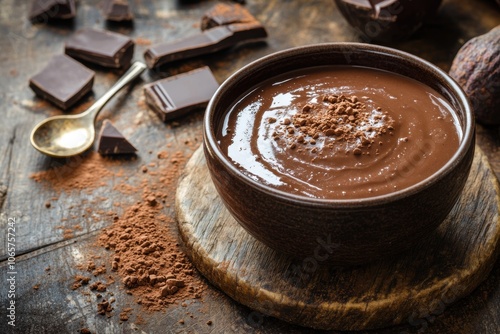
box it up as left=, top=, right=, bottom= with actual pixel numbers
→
left=216, top=66, right=461, bottom=199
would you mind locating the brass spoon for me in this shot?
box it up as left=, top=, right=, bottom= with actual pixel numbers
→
left=30, top=61, right=147, bottom=158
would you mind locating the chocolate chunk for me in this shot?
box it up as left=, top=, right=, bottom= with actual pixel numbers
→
left=335, top=0, right=442, bottom=42
left=144, top=67, right=219, bottom=121
left=144, top=22, right=267, bottom=69
left=201, top=2, right=257, bottom=31
left=97, top=120, right=137, bottom=155
left=29, top=54, right=94, bottom=110
left=65, top=28, right=134, bottom=68
left=29, top=0, right=76, bottom=23
left=103, top=0, right=133, bottom=22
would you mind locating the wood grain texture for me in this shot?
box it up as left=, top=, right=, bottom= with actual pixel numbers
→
left=176, top=146, right=500, bottom=331
left=0, top=0, right=498, bottom=332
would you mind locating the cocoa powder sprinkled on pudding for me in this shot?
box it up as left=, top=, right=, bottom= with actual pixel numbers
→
left=270, top=94, right=396, bottom=155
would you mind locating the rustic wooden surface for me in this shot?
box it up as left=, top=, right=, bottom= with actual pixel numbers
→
left=176, top=146, right=500, bottom=331
left=0, top=0, right=499, bottom=333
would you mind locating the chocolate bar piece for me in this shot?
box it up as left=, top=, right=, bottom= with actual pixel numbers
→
left=144, top=67, right=219, bottom=121
left=201, top=2, right=257, bottom=31
left=29, top=0, right=76, bottom=22
left=65, top=28, right=134, bottom=68
left=144, top=22, right=267, bottom=68
left=97, top=120, right=137, bottom=155
left=29, top=55, right=94, bottom=110
left=103, top=0, right=133, bottom=22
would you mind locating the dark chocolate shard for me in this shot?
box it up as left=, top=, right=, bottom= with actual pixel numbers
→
left=29, top=54, right=94, bottom=110
left=144, top=66, right=219, bottom=122
left=144, top=22, right=267, bottom=69
left=201, top=2, right=257, bottom=31
left=29, top=0, right=76, bottom=23
left=97, top=120, right=137, bottom=155
left=103, top=0, right=133, bottom=22
left=65, top=28, right=134, bottom=68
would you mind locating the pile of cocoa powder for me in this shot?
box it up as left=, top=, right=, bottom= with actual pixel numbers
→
left=97, top=178, right=205, bottom=311
left=269, top=94, right=398, bottom=155
left=30, top=145, right=207, bottom=322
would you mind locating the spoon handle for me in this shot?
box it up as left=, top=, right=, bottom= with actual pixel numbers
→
left=85, top=61, right=147, bottom=119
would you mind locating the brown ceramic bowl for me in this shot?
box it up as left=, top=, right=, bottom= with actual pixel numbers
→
left=334, top=0, right=442, bottom=42
left=203, top=43, right=474, bottom=265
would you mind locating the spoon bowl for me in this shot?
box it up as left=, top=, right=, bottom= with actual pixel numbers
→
left=30, top=61, right=147, bottom=157
left=31, top=114, right=95, bottom=158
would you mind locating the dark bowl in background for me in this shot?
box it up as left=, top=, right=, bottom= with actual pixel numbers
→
left=335, top=0, right=443, bottom=42
left=203, top=43, right=474, bottom=265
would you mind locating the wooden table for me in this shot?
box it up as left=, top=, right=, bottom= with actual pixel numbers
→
left=0, top=0, right=499, bottom=333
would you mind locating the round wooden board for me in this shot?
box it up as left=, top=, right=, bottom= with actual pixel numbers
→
left=175, top=146, right=500, bottom=331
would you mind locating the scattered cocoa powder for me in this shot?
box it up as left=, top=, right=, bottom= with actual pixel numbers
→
left=135, top=314, right=145, bottom=324
left=36, top=140, right=205, bottom=322
left=119, top=307, right=133, bottom=321
left=146, top=195, right=157, bottom=206
left=72, top=275, right=91, bottom=290
left=157, top=151, right=169, bottom=159
left=270, top=94, right=397, bottom=155
left=135, top=37, right=152, bottom=46
left=90, top=150, right=205, bottom=314
left=30, top=152, right=127, bottom=194
left=97, top=299, right=113, bottom=316
left=137, top=94, right=147, bottom=110
left=77, top=260, right=91, bottom=272
left=62, top=228, right=75, bottom=239
left=89, top=281, right=107, bottom=292
left=93, top=265, right=107, bottom=276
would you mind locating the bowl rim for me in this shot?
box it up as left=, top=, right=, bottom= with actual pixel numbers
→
left=204, top=42, right=474, bottom=207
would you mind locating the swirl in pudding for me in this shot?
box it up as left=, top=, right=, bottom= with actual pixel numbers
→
left=217, top=66, right=461, bottom=199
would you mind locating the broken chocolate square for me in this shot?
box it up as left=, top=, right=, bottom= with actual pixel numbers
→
left=29, top=0, right=76, bottom=23
left=201, top=2, right=257, bottom=31
left=143, top=2, right=266, bottom=69
left=144, top=66, right=219, bottom=122
left=65, top=28, right=134, bottom=68
left=103, top=0, right=133, bottom=22
left=29, top=54, right=94, bottom=110
left=143, top=22, right=267, bottom=68
left=97, top=120, right=137, bottom=155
